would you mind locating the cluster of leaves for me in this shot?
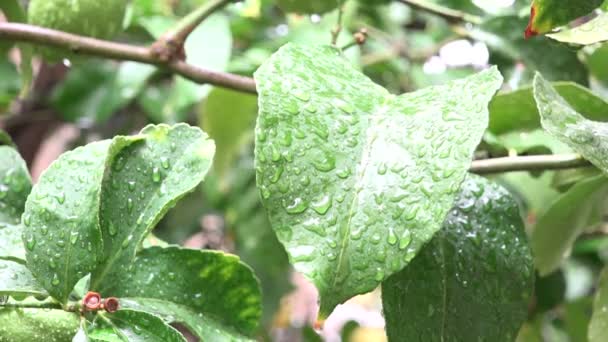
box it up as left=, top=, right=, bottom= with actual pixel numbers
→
left=2, top=0, right=608, bottom=341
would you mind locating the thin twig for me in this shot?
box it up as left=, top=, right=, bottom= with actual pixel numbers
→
left=331, top=0, right=346, bottom=46
left=0, top=22, right=257, bottom=94
left=470, top=154, right=592, bottom=174
left=151, top=0, right=236, bottom=61
left=396, top=0, right=483, bottom=25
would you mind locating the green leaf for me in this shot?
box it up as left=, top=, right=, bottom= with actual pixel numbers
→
left=0, top=223, right=25, bottom=261
left=547, top=13, right=608, bottom=45
left=51, top=61, right=156, bottom=123
left=0, top=0, right=32, bottom=97
left=382, top=175, right=534, bottom=341
left=531, top=175, right=608, bottom=276
left=276, top=0, right=339, bottom=14
left=0, top=0, right=25, bottom=53
left=586, top=44, right=608, bottom=84
left=526, top=0, right=603, bottom=37
left=102, top=246, right=261, bottom=337
left=0, top=308, right=79, bottom=341
left=200, top=87, right=258, bottom=179
left=533, top=73, right=608, bottom=173
left=590, top=267, right=608, bottom=342
left=0, top=259, right=47, bottom=297
left=23, top=137, right=141, bottom=303
left=0, top=146, right=31, bottom=225
left=91, top=124, right=215, bottom=292
left=0, top=129, right=14, bottom=146
left=254, top=43, right=502, bottom=314
left=120, top=298, right=255, bottom=341
left=488, top=83, right=608, bottom=136
left=88, top=309, right=186, bottom=342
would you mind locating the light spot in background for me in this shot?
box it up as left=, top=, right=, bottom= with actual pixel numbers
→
left=62, top=59, right=72, bottom=68
left=274, top=24, right=289, bottom=37
left=423, top=56, right=446, bottom=75
left=473, top=0, right=516, bottom=11
left=310, top=14, right=321, bottom=23
left=424, top=39, right=490, bottom=75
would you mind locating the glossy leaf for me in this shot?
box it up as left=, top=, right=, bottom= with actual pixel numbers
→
left=103, top=246, right=261, bottom=337
left=0, top=223, right=25, bottom=261
left=590, top=267, right=608, bottom=342
left=254, top=43, right=502, bottom=313
left=200, top=87, right=258, bottom=179
left=91, top=124, right=215, bottom=292
left=0, top=308, right=79, bottom=341
left=534, top=73, right=608, bottom=173
left=0, top=259, right=47, bottom=297
left=525, top=0, right=603, bottom=37
left=548, top=13, right=608, bottom=45
left=23, top=137, right=140, bottom=303
left=88, top=309, right=185, bottom=342
left=382, top=175, right=534, bottom=341
left=489, top=83, right=608, bottom=135
left=531, top=175, right=608, bottom=276
left=0, top=146, right=31, bottom=225
left=120, top=298, right=255, bottom=341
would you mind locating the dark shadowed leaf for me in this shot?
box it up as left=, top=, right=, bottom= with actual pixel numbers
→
left=382, top=175, right=534, bottom=341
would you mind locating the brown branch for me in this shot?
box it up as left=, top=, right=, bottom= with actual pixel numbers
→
left=151, top=0, right=236, bottom=61
left=0, top=22, right=257, bottom=94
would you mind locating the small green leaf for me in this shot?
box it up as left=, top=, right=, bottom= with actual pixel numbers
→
left=590, top=267, right=608, bottom=342
left=526, top=0, right=603, bottom=37
left=548, top=12, right=608, bottom=45
left=586, top=44, right=608, bottom=84
left=91, top=124, right=214, bottom=292
left=531, top=175, right=608, bottom=276
left=254, top=43, right=502, bottom=314
left=0, top=308, right=79, bottom=341
left=533, top=73, right=608, bottom=173
left=489, top=83, right=608, bottom=136
left=88, top=309, right=185, bottom=342
left=23, top=137, right=140, bottom=303
left=103, top=246, right=262, bottom=337
left=0, top=146, right=32, bottom=225
left=120, top=298, right=255, bottom=341
left=0, top=129, right=15, bottom=147
left=276, top=0, right=339, bottom=14
left=200, top=87, right=258, bottom=179
left=0, top=223, right=25, bottom=261
left=0, top=259, right=47, bottom=298
left=382, top=175, right=534, bottom=341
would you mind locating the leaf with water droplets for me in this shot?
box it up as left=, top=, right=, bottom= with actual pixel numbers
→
left=0, top=308, right=79, bottom=341
left=534, top=73, right=608, bottom=173
left=382, top=175, right=534, bottom=341
left=254, top=43, right=503, bottom=314
left=0, top=259, right=47, bottom=297
left=590, top=267, right=608, bottom=342
left=531, top=175, right=608, bottom=276
left=0, top=223, right=25, bottom=262
left=91, top=124, right=215, bottom=292
left=547, top=12, right=608, bottom=45
left=120, top=298, right=255, bottom=341
left=102, top=246, right=261, bottom=337
left=88, top=309, right=186, bottom=342
left=23, top=137, right=141, bottom=303
left=0, top=146, right=32, bottom=225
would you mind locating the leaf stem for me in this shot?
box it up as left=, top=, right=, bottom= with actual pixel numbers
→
left=0, top=300, right=80, bottom=312
left=0, top=22, right=257, bottom=94
left=152, top=0, right=236, bottom=61
left=331, top=0, right=347, bottom=45
left=395, top=0, right=483, bottom=25
left=470, top=154, right=592, bottom=174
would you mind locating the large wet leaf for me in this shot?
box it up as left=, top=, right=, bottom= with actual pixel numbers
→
left=91, top=124, right=214, bottom=292
left=88, top=309, right=185, bottom=342
left=531, top=175, right=608, bottom=276
left=0, top=146, right=31, bottom=225
left=23, top=138, right=140, bottom=303
left=590, top=267, right=608, bottom=342
left=382, top=175, right=534, bottom=341
left=103, top=246, right=261, bottom=337
left=0, top=308, right=79, bottom=341
left=254, top=43, right=502, bottom=313
left=526, top=0, right=603, bottom=37
left=547, top=13, right=608, bottom=45
left=0, top=223, right=25, bottom=261
left=533, top=73, right=608, bottom=173
left=0, top=259, right=47, bottom=297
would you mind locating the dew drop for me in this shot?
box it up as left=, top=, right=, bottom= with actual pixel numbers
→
left=311, top=195, right=332, bottom=215
left=284, top=198, right=308, bottom=214
left=152, top=167, right=161, bottom=183
left=51, top=274, right=60, bottom=286
left=69, top=231, right=79, bottom=245
left=127, top=181, right=136, bottom=191
left=160, top=157, right=170, bottom=169
left=398, top=230, right=412, bottom=250
left=387, top=228, right=397, bottom=245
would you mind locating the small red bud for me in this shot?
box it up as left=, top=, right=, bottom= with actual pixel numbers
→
left=103, top=297, right=120, bottom=313
left=83, top=291, right=101, bottom=311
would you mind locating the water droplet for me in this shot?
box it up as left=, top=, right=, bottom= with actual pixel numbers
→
left=49, top=258, right=57, bottom=269
left=270, top=166, right=284, bottom=184
left=377, top=163, right=387, bottom=175
left=23, top=213, right=31, bottom=227
left=51, top=274, right=60, bottom=286
left=293, top=89, right=311, bottom=102
left=127, top=181, right=136, bottom=191
left=387, top=228, right=397, bottom=245
left=332, top=98, right=354, bottom=114
left=399, top=230, right=412, bottom=250
left=160, top=157, right=170, bottom=169
left=40, top=226, right=48, bottom=236
left=336, top=168, right=350, bottom=179
left=374, top=269, right=385, bottom=282
left=312, top=154, right=336, bottom=172
left=168, top=272, right=176, bottom=280
left=109, top=222, right=118, bottom=236
left=69, top=231, right=79, bottom=245
left=303, top=219, right=326, bottom=237
left=152, top=167, right=161, bottom=183
left=311, top=195, right=332, bottom=215
left=284, top=198, right=308, bottom=214
left=25, top=235, right=36, bottom=251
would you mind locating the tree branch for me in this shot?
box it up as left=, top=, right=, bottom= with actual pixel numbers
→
left=331, top=0, right=346, bottom=46
left=396, top=0, right=482, bottom=25
left=152, top=0, right=236, bottom=61
left=0, top=22, right=257, bottom=94
left=470, top=154, right=592, bottom=174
